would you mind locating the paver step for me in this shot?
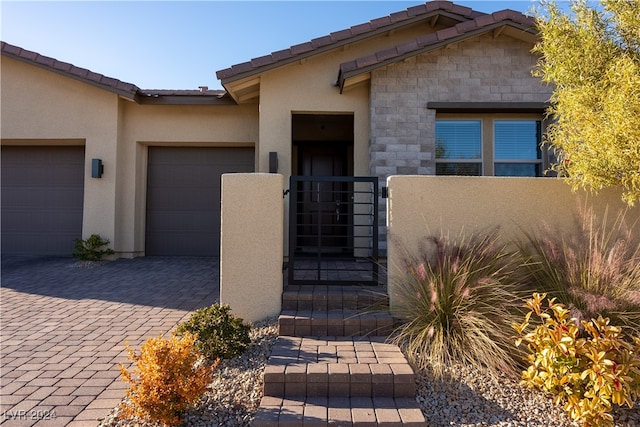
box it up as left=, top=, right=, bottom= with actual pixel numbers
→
left=282, top=285, right=389, bottom=312
left=252, top=396, right=426, bottom=426
left=278, top=309, right=394, bottom=337
left=263, top=337, right=416, bottom=399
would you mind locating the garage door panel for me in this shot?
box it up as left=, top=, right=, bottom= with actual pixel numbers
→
left=1, top=146, right=85, bottom=256
left=148, top=187, right=219, bottom=211
left=2, top=187, right=83, bottom=209
left=146, top=147, right=254, bottom=256
left=3, top=209, right=82, bottom=233
left=146, top=211, right=219, bottom=232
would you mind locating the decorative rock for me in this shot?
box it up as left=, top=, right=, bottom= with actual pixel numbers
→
left=99, top=316, right=639, bottom=427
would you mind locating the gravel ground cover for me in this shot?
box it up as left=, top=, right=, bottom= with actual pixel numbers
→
left=99, top=319, right=639, bottom=427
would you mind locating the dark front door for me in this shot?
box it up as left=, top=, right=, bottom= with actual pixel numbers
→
left=295, top=142, right=351, bottom=252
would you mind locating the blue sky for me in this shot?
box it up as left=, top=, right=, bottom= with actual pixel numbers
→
left=2, top=1, right=540, bottom=90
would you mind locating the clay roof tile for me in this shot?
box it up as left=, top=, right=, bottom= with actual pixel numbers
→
left=436, top=26, right=461, bottom=41
left=406, top=4, right=427, bottom=16
left=370, top=16, right=392, bottom=29
left=355, top=54, right=378, bottom=69
left=389, top=11, right=409, bottom=23
left=396, top=39, right=420, bottom=55
left=290, top=41, right=314, bottom=55
left=474, top=13, right=497, bottom=27
left=311, top=35, right=333, bottom=48
left=330, top=29, right=352, bottom=42
left=416, top=32, right=438, bottom=47
left=271, top=49, right=292, bottom=61
left=456, top=19, right=479, bottom=33
left=250, top=54, right=274, bottom=68
left=349, top=22, right=372, bottom=36
left=376, top=47, right=399, bottom=62
left=450, top=4, right=473, bottom=17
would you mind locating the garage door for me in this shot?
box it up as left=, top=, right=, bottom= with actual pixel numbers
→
left=1, top=145, right=85, bottom=256
left=146, top=147, right=254, bottom=256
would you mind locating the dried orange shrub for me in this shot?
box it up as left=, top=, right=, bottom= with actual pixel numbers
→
left=119, top=332, right=218, bottom=426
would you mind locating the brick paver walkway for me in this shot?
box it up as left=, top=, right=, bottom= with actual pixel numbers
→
left=1, top=256, right=219, bottom=427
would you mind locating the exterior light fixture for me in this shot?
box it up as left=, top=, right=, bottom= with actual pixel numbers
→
left=269, top=152, right=278, bottom=173
left=91, top=159, right=104, bottom=178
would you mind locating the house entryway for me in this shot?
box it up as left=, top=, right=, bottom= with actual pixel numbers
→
left=289, top=114, right=379, bottom=286
left=288, top=176, right=379, bottom=285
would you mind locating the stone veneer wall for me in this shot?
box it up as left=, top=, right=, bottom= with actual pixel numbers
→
left=369, top=33, right=554, bottom=252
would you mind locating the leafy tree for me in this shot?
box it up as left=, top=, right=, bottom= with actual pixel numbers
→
left=534, top=0, right=640, bottom=205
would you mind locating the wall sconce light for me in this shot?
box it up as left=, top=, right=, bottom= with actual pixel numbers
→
left=91, top=159, right=104, bottom=178
left=269, top=152, right=278, bottom=173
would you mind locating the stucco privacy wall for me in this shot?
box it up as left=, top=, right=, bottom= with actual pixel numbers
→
left=1, top=56, right=119, bottom=243
left=219, top=173, right=284, bottom=323
left=369, top=33, right=554, bottom=250
left=386, top=176, right=640, bottom=313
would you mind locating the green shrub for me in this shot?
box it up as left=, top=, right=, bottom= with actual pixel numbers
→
left=514, top=293, right=640, bottom=427
left=119, top=332, right=216, bottom=426
left=390, top=229, right=528, bottom=378
left=175, top=304, right=251, bottom=360
left=518, top=205, right=640, bottom=336
left=72, top=234, right=115, bottom=261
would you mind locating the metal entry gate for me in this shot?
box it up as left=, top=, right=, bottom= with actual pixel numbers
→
left=288, top=176, right=379, bottom=285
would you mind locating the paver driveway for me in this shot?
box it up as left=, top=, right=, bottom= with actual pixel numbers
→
left=1, top=256, right=219, bottom=426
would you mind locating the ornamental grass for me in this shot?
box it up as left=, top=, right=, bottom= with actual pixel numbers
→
left=518, top=205, right=640, bottom=337
left=390, top=228, right=528, bottom=379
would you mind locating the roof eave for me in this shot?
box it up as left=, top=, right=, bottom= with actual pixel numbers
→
left=218, top=9, right=477, bottom=88
left=1, top=46, right=139, bottom=100
left=338, top=21, right=538, bottom=92
left=136, top=94, right=236, bottom=106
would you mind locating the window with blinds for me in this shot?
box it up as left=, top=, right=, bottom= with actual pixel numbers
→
left=434, top=118, right=543, bottom=177
left=494, top=120, right=542, bottom=177
left=435, top=120, right=482, bottom=176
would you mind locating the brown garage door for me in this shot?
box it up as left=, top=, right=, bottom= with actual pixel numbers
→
left=145, top=146, right=254, bottom=256
left=1, top=145, right=85, bottom=256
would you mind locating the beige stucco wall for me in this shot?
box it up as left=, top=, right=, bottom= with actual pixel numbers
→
left=116, top=101, right=258, bottom=256
left=1, top=55, right=259, bottom=257
left=386, top=176, right=640, bottom=312
left=1, top=56, right=120, bottom=245
left=219, top=173, right=284, bottom=323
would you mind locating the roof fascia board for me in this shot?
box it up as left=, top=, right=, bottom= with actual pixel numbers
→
left=2, top=50, right=138, bottom=101
left=137, top=95, right=236, bottom=106
left=338, top=21, right=536, bottom=92
left=219, top=10, right=471, bottom=86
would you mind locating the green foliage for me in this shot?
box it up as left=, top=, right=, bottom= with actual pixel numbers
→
left=390, top=229, right=528, bottom=379
left=175, top=304, right=251, bottom=360
left=514, top=293, right=640, bottom=426
left=119, top=332, right=217, bottom=426
left=517, top=205, right=640, bottom=336
left=72, top=233, right=114, bottom=261
left=534, top=0, right=640, bottom=205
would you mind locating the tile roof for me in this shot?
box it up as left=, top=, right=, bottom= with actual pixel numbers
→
left=216, top=1, right=487, bottom=83
left=337, top=9, right=537, bottom=91
left=1, top=41, right=230, bottom=104
left=1, top=41, right=140, bottom=99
